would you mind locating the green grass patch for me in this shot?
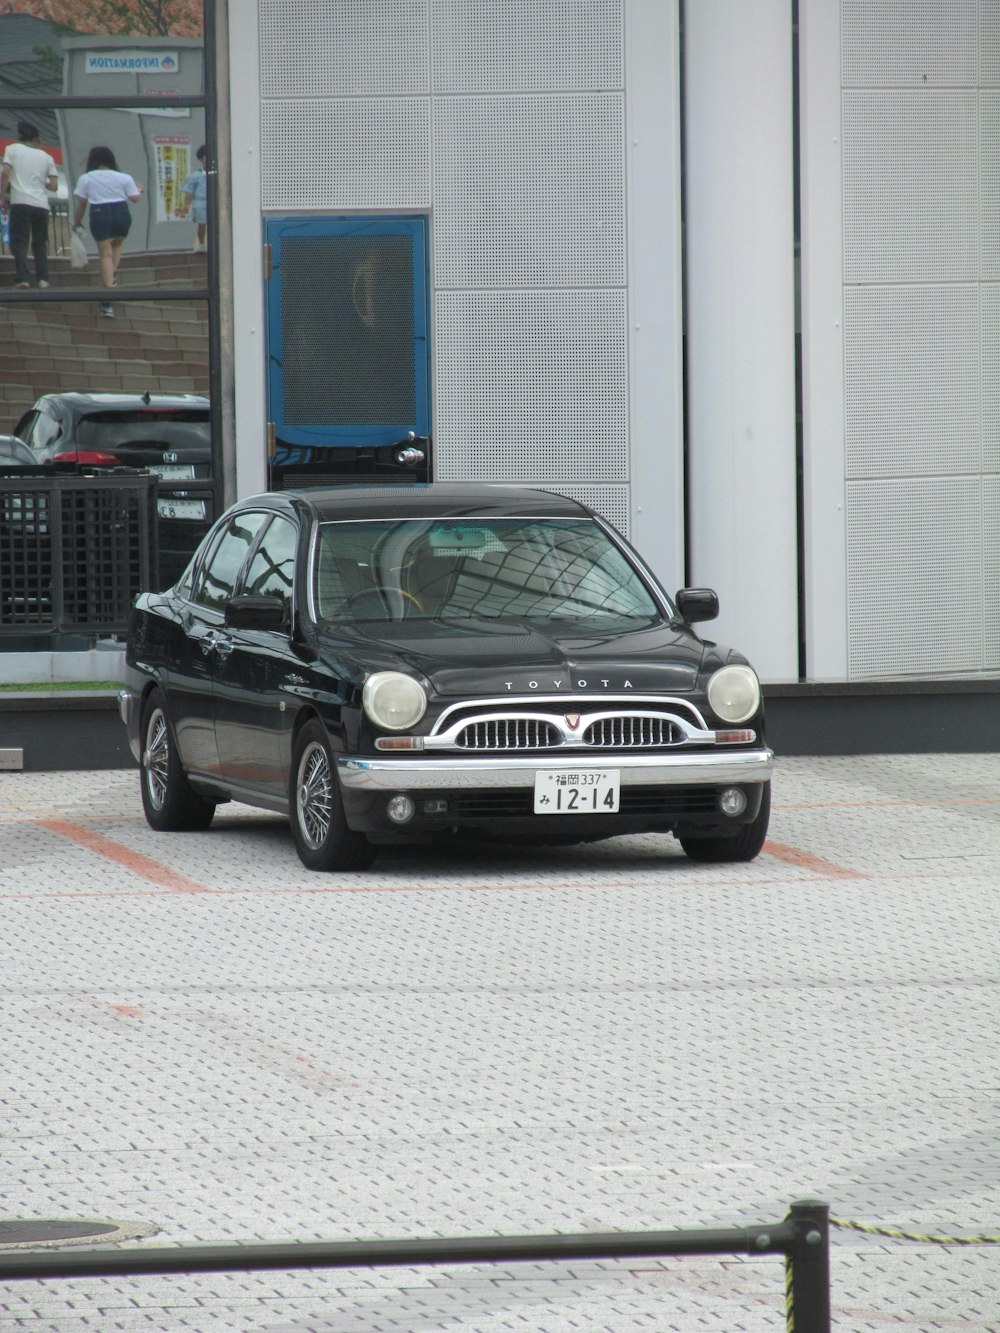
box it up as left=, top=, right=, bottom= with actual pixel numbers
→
left=0, top=680, right=120, bottom=692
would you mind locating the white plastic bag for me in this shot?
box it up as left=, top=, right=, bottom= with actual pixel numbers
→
left=70, top=230, right=88, bottom=269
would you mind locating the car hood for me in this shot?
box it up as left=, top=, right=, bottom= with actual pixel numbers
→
left=326, top=618, right=708, bottom=696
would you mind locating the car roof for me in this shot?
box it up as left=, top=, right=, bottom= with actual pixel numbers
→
left=36, top=392, right=209, bottom=412
left=246, top=484, right=594, bottom=524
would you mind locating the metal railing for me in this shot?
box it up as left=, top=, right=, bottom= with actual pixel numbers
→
left=0, top=1199, right=831, bottom=1331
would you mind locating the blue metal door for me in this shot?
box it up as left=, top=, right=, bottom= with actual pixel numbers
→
left=264, top=216, right=430, bottom=482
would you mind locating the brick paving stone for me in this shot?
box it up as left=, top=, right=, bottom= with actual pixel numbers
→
left=1, top=756, right=998, bottom=1330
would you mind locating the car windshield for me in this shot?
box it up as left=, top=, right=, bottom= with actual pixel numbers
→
left=313, top=516, right=662, bottom=627
left=75, top=411, right=210, bottom=452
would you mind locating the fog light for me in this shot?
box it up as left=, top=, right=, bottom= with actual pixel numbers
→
left=387, top=794, right=416, bottom=824
left=719, top=787, right=748, bottom=817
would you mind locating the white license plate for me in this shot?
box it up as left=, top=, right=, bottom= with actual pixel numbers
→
left=534, top=769, right=620, bottom=815
left=157, top=498, right=206, bottom=520
left=151, top=464, right=195, bottom=479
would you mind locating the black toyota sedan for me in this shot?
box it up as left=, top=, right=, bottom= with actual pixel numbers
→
left=119, top=485, right=773, bottom=871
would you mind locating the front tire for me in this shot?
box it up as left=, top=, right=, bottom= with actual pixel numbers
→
left=678, top=781, right=771, bottom=863
left=140, top=688, right=216, bottom=832
left=290, top=720, right=376, bottom=871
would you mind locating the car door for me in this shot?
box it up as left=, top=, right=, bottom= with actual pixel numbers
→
left=212, top=513, right=299, bottom=799
left=171, top=510, right=269, bottom=779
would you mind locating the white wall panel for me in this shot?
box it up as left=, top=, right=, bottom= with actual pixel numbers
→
left=982, top=92, right=1000, bottom=279
left=434, top=290, right=628, bottom=483
left=844, top=285, right=980, bottom=477
left=433, top=94, right=624, bottom=289
left=261, top=100, right=430, bottom=209
left=259, top=0, right=429, bottom=97
left=847, top=479, right=982, bottom=677
left=841, top=0, right=978, bottom=87
left=985, top=476, right=1000, bottom=669
left=843, top=90, right=978, bottom=283
left=683, top=0, right=799, bottom=681
left=430, top=0, right=622, bottom=93
left=983, top=284, right=1000, bottom=470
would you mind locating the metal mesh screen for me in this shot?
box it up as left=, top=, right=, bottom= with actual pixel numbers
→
left=841, top=0, right=978, bottom=86
left=280, top=235, right=416, bottom=426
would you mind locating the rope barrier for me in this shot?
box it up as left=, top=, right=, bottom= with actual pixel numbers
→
left=831, top=1217, right=1000, bottom=1245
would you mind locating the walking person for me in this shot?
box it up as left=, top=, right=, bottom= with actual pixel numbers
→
left=181, top=144, right=208, bottom=252
left=72, top=146, right=143, bottom=317
left=1, top=120, right=58, bottom=289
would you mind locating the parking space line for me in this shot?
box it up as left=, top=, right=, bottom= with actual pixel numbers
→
left=37, top=818, right=213, bottom=894
left=763, top=840, right=865, bottom=878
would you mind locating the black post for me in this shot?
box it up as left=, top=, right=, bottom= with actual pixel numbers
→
left=786, top=1199, right=831, bottom=1333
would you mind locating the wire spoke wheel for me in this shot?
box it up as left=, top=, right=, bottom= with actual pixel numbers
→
left=296, top=741, right=333, bottom=850
left=143, top=708, right=170, bottom=810
left=138, top=687, right=215, bottom=832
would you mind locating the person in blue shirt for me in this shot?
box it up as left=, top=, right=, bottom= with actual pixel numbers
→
left=181, top=144, right=208, bottom=252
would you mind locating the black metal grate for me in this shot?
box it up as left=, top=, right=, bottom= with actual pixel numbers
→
left=0, top=470, right=158, bottom=636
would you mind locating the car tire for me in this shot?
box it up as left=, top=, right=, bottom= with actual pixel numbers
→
left=290, top=719, right=377, bottom=872
left=139, top=688, right=216, bottom=832
left=677, top=781, right=771, bottom=863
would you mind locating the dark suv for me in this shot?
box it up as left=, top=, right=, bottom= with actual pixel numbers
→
left=13, top=391, right=213, bottom=588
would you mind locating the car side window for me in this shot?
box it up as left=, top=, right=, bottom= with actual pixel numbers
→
left=30, top=410, right=62, bottom=450
left=242, top=515, right=297, bottom=615
left=193, top=512, right=267, bottom=611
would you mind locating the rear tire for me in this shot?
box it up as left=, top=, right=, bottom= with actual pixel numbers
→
left=290, top=719, right=376, bottom=871
left=139, top=688, right=216, bottom=832
left=678, top=781, right=771, bottom=863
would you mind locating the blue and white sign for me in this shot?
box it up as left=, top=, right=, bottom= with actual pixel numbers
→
left=85, top=51, right=180, bottom=75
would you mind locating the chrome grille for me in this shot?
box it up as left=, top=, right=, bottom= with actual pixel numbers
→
left=455, top=719, right=562, bottom=750
left=583, top=717, right=679, bottom=748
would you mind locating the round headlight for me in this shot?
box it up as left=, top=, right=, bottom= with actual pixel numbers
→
left=363, top=671, right=427, bottom=731
left=706, top=665, right=761, bottom=724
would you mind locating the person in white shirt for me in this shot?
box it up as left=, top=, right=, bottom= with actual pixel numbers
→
left=1, top=120, right=58, bottom=289
left=72, top=145, right=143, bottom=317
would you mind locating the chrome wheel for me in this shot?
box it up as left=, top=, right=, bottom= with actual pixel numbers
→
left=143, top=707, right=170, bottom=810
left=296, top=740, right=333, bottom=850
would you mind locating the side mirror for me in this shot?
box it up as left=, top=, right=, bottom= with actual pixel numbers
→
left=225, top=594, right=287, bottom=631
left=675, top=587, right=719, bottom=624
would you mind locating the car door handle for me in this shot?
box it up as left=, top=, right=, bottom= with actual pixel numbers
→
left=200, top=629, right=232, bottom=657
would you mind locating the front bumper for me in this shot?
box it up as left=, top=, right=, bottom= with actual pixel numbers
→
left=338, top=747, right=774, bottom=791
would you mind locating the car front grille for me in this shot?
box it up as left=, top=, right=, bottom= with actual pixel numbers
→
left=582, top=717, right=680, bottom=748
left=455, top=719, right=563, bottom=750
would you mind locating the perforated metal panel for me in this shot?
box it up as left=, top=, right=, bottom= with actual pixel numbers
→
left=434, top=94, right=624, bottom=287
left=841, top=0, right=977, bottom=87
left=261, top=100, right=430, bottom=209
left=280, top=235, right=415, bottom=426
left=259, top=0, right=429, bottom=97
left=985, top=477, right=1000, bottom=669
left=844, top=285, right=980, bottom=477
left=846, top=479, right=982, bottom=678
left=842, top=90, right=978, bottom=282
left=983, top=1, right=1000, bottom=85
left=430, top=0, right=623, bottom=93
left=434, top=290, right=628, bottom=484
left=535, top=485, right=630, bottom=539
left=983, top=92, right=1000, bottom=279
left=983, top=283, right=1000, bottom=469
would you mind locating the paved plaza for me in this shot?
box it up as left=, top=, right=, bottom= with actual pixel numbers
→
left=0, top=753, right=997, bottom=1331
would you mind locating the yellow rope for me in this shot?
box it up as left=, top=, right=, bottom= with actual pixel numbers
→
left=831, top=1216, right=1000, bottom=1245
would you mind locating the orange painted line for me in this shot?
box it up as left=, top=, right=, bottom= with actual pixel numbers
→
left=764, top=840, right=865, bottom=879
left=37, top=819, right=212, bottom=894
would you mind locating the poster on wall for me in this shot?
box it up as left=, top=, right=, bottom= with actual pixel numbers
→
left=154, top=136, right=191, bottom=221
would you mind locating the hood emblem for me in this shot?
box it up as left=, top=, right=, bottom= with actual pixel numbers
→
left=565, top=713, right=581, bottom=730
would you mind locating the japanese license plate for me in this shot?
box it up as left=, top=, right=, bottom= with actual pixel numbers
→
left=150, top=464, right=195, bottom=479
left=157, top=498, right=207, bottom=520
left=534, top=769, right=620, bottom=815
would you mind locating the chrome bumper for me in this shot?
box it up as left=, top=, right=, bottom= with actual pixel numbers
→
left=338, top=747, right=774, bottom=791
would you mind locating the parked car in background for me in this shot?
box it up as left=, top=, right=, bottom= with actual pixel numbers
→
left=0, top=434, right=35, bottom=465
left=13, top=391, right=212, bottom=587
left=120, top=484, right=774, bottom=872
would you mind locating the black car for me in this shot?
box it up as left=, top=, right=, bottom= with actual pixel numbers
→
left=13, top=391, right=212, bottom=587
left=120, top=484, right=774, bottom=871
